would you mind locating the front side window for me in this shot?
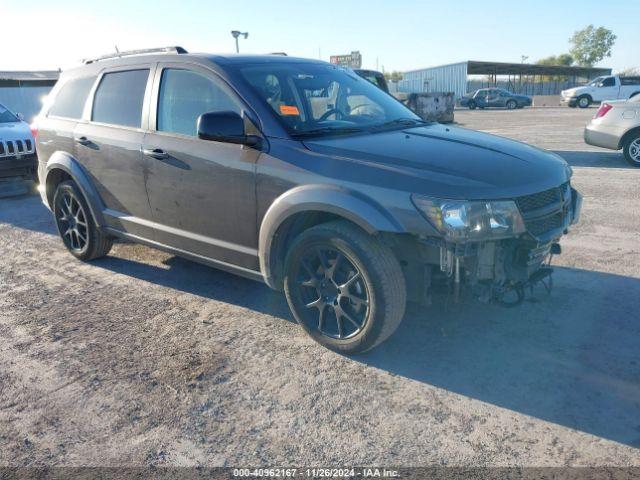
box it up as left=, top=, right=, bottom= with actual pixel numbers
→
left=49, top=76, right=96, bottom=119
left=92, top=69, right=149, bottom=127
left=601, top=77, right=616, bottom=87
left=0, top=103, right=19, bottom=123
left=240, top=63, right=419, bottom=136
left=157, top=69, right=242, bottom=136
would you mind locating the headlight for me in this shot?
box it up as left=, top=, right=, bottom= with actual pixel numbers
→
left=411, top=195, right=526, bottom=242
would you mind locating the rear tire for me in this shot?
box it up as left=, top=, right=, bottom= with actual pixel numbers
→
left=53, top=180, right=113, bottom=261
left=283, top=220, right=406, bottom=354
left=506, top=100, right=517, bottom=110
left=623, top=132, right=640, bottom=167
left=577, top=95, right=591, bottom=108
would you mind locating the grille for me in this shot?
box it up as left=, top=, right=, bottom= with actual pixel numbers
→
left=515, top=183, right=570, bottom=238
left=525, top=212, right=564, bottom=236
left=515, top=185, right=562, bottom=212
left=0, top=139, right=35, bottom=158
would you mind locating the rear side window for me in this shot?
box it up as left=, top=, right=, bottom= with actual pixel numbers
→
left=621, top=77, right=640, bottom=86
left=157, top=69, right=241, bottom=136
left=92, top=69, right=149, bottom=127
left=49, top=76, right=96, bottom=119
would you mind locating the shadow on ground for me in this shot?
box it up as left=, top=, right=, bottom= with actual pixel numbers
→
left=554, top=150, right=632, bottom=169
left=98, top=247, right=640, bottom=449
left=2, top=185, right=640, bottom=449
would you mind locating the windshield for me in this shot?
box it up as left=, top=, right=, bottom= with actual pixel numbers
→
left=0, top=104, right=19, bottom=123
left=239, top=63, right=422, bottom=136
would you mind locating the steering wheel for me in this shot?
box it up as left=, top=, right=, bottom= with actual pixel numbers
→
left=319, top=108, right=346, bottom=121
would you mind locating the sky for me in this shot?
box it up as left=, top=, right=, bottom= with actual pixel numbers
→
left=3, top=0, right=638, bottom=73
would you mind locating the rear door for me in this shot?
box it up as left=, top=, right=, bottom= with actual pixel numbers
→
left=73, top=65, right=155, bottom=238
left=142, top=63, right=261, bottom=271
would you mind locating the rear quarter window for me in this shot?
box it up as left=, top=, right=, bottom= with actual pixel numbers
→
left=48, top=76, right=97, bottom=119
left=621, top=77, right=640, bottom=86
left=92, top=69, right=149, bottom=128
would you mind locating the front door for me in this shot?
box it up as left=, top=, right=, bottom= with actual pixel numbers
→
left=142, top=64, right=261, bottom=271
left=74, top=66, right=155, bottom=239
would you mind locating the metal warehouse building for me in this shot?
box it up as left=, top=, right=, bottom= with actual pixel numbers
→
left=0, top=71, right=59, bottom=123
left=397, top=61, right=612, bottom=98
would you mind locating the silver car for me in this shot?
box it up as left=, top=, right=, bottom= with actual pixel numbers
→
left=584, top=95, right=640, bottom=166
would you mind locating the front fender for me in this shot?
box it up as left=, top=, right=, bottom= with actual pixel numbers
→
left=44, top=151, right=106, bottom=227
left=258, top=184, right=405, bottom=288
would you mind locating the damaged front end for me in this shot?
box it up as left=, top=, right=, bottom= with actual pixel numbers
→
left=411, top=182, right=582, bottom=305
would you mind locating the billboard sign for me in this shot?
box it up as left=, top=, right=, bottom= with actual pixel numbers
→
left=330, top=51, right=362, bottom=69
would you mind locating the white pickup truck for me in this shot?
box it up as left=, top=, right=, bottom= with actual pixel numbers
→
left=561, top=75, right=640, bottom=108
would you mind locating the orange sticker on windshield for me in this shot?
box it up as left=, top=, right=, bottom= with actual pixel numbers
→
left=279, top=105, right=300, bottom=116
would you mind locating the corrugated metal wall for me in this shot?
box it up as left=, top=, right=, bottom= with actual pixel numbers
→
left=0, top=85, right=54, bottom=123
left=397, top=62, right=468, bottom=98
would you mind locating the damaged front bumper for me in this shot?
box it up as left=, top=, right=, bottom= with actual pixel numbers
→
left=416, top=185, right=582, bottom=305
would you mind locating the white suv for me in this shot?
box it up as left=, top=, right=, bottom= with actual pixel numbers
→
left=0, top=102, right=37, bottom=179
left=562, top=76, right=640, bottom=108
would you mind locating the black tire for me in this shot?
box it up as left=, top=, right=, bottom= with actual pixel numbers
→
left=468, top=101, right=477, bottom=110
left=283, top=220, right=406, bottom=354
left=577, top=95, right=591, bottom=108
left=506, top=100, right=517, bottom=110
left=622, top=132, right=640, bottom=167
left=53, top=180, right=113, bottom=261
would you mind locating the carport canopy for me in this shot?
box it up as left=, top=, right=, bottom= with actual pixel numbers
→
left=466, top=61, right=611, bottom=78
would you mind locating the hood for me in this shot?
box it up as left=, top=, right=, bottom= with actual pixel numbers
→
left=563, top=86, right=589, bottom=96
left=302, top=124, right=570, bottom=200
left=0, top=121, right=33, bottom=142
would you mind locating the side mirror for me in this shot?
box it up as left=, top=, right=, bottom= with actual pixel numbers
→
left=16, top=112, right=24, bottom=121
left=197, top=111, right=260, bottom=147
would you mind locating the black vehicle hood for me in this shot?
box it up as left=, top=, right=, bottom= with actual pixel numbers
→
left=302, top=124, right=570, bottom=199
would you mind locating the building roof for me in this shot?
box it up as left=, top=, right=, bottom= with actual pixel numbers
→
left=465, top=60, right=611, bottom=77
left=0, top=70, right=60, bottom=81
left=404, top=60, right=611, bottom=77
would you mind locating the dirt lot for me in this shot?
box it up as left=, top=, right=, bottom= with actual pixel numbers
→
left=1, top=107, right=639, bottom=467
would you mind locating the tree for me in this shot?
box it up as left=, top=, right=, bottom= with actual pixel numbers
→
left=384, top=71, right=404, bottom=83
left=536, top=54, right=574, bottom=66
left=569, top=25, right=616, bottom=67
left=617, top=67, right=640, bottom=77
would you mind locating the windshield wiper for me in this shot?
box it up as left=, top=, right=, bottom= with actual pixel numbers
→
left=370, top=118, right=432, bottom=130
left=292, top=126, right=366, bottom=138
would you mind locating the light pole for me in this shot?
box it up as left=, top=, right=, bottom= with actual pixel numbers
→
left=231, top=30, right=249, bottom=53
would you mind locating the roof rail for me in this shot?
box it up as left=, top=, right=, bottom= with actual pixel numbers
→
left=82, top=46, right=188, bottom=64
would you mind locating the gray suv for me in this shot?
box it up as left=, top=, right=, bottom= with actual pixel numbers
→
left=35, top=47, right=582, bottom=354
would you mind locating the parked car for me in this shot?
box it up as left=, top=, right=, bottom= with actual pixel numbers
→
left=460, top=88, right=532, bottom=110
left=0, top=102, right=37, bottom=180
left=34, top=47, right=582, bottom=354
left=353, top=69, right=389, bottom=93
left=562, top=75, right=640, bottom=108
left=584, top=95, right=640, bottom=166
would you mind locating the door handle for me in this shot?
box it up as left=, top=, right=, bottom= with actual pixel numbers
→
left=142, top=148, right=169, bottom=160
left=75, top=136, right=91, bottom=146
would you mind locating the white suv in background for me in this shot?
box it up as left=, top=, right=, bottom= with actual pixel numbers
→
left=562, top=76, right=640, bottom=108
left=0, top=102, right=37, bottom=180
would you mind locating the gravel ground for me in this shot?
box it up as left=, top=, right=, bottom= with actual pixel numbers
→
left=1, top=107, right=639, bottom=467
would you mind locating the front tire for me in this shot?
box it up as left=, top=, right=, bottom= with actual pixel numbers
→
left=577, top=95, right=591, bottom=108
left=468, top=101, right=477, bottom=110
left=623, top=133, right=640, bottom=167
left=284, top=221, right=406, bottom=354
left=53, top=180, right=113, bottom=261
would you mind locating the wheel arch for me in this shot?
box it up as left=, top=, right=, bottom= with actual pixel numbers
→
left=44, top=152, right=106, bottom=227
left=258, top=185, right=405, bottom=289
left=619, top=126, right=640, bottom=150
